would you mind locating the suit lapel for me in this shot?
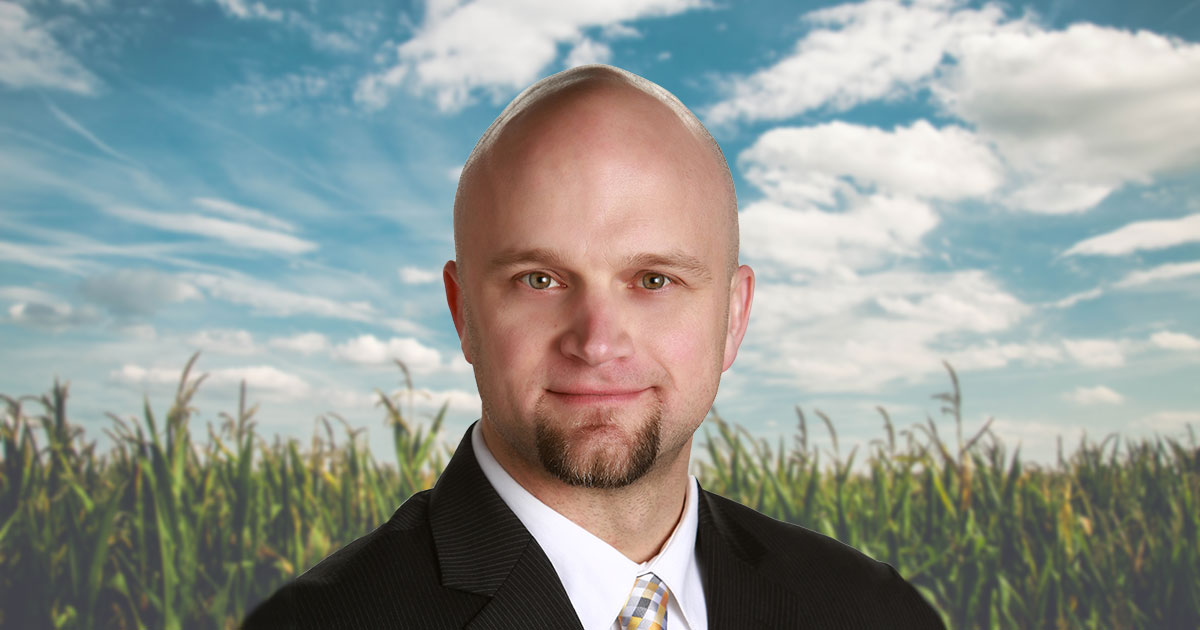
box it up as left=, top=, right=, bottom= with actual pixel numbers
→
left=696, top=487, right=804, bottom=627
left=429, top=424, right=583, bottom=630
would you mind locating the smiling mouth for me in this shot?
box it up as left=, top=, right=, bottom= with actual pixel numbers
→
left=546, top=388, right=650, bottom=405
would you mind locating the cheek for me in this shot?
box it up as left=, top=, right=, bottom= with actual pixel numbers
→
left=473, top=296, right=559, bottom=388
left=643, top=298, right=725, bottom=381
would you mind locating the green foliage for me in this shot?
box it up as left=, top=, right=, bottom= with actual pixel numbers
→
left=1, top=358, right=1196, bottom=629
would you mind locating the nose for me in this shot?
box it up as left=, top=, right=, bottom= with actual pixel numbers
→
left=558, top=288, right=634, bottom=366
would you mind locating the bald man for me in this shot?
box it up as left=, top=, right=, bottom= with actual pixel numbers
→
left=243, top=65, right=944, bottom=630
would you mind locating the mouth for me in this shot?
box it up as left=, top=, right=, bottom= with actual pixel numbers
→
left=545, top=388, right=651, bottom=406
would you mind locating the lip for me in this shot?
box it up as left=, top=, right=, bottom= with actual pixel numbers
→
left=546, top=387, right=650, bottom=404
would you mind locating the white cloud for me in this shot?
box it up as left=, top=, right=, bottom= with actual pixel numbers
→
left=398, top=265, right=441, bottom=284
left=1064, top=214, right=1200, bottom=257
left=1150, top=330, right=1200, bottom=351
left=743, top=269, right=1031, bottom=391
left=110, top=363, right=179, bottom=386
left=0, top=1, right=101, bottom=94
left=268, top=331, right=330, bottom=355
left=7, top=299, right=96, bottom=329
left=1063, top=385, right=1124, bottom=405
left=354, top=0, right=706, bottom=111
left=212, top=0, right=356, bottom=53
left=739, top=194, right=939, bottom=274
left=708, top=1, right=1200, bottom=214
left=706, top=0, right=1012, bottom=123
left=1062, top=338, right=1126, bottom=368
left=936, top=23, right=1200, bottom=213
left=185, top=273, right=380, bottom=322
left=1138, top=410, right=1200, bottom=433
left=740, top=120, right=1003, bottom=205
left=1051, top=288, right=1103, bottom=309
left=192, top=197, right=297, bottom=233
left=80, top=269, right=202, bottom=316
left=1115, top=260, right=1200, bottom=288
left=736, top=120, right=1006, bottom=275
left=332, top=334, right=443, bottom=373
left=186, top=329, right=260, bottom=356
left=214, top=0, right=283, bottom=21
left=112, top=362, right=310, bottom=397
left=564, top=37, right=612, bottom=67
left=945, top=340, right=1064, bottom=370
left=47, top=102, right=139, bottom=167
left=118, top=323, right=157, bottom=340
left=225, top=71, right=335, bottom=115
left=394, top=387, right=482, bottom=414
left=0, top=285, right=66, bottom=307
left=0, top=240, right=87, bottom=274
left=105, top=206, right=317, bottom=255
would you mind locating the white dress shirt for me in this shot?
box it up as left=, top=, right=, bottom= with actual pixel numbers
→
left=472, top=424, right=707, bottom=630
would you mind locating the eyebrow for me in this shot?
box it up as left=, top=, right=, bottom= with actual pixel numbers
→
left=487, top=247, right=713, bottom=283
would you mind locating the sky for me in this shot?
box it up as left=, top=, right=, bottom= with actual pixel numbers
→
left=2, top=0, right=1199, bottom=466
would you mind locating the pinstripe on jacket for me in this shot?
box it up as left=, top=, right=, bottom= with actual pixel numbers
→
left=242, top=424, right=945, bottom=629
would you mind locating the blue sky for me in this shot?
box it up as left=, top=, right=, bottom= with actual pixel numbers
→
left=2, top=0, right=1198, bottom=464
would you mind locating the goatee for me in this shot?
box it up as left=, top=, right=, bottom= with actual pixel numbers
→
left=534, top=405, right=662, bottom=489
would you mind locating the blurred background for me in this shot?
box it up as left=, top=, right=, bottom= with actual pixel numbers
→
left=3, top=1, right=1199, bottom=628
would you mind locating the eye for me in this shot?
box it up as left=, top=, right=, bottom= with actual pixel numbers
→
left=522, top=272, right=560, bottom=290
left=640, top=272, right=671, bottom=290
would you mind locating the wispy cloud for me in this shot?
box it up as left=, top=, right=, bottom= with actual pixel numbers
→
left=211, top=0, right=357, bottom=52
left=0, top=240, right=89, bottom=273
left=185, top=328, right=261, bottom=356
left=1062, top=338, right=1127, bottom=368
left=1150, top=330, right=1200, bottom=351
left=331, top=334, right=443, bottom=373
left=1063, top=385, right=1124, bottom=405
left=46, top=101, right=141, bottom=168
left=112, top=362, right=310, bottom=397
left=706, top=0, right=1014, bottom=123
left=1065, top=214, right=1200, bottom=257
left=398, top=265, right=440, bottom=284
left=104, top=205, right=318, bottom=254
left=0, top=1, right=101, bottom=94
left=80, top=268, right=202, bottom=316
left=214, top=0, right=282, bottom=21
left=185, top=272, right=368, bottom=318
left=192, top=197, right=297, bottom=233
left=1115, top=260, right=1200, bottom=288
left=355, top=0, right=706, bottom=111
left=268, top=331, right=330, bottom=355
left=7, top=300, right=98, bottom=329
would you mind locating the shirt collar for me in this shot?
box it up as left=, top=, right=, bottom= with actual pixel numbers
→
left=472, top=423, right=703, bottom=630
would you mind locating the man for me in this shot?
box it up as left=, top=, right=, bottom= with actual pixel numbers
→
left=244, top=65, right=944, bottom=629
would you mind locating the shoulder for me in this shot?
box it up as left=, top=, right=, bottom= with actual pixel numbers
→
left=700, top=490, right=945, bottom=629
left=241, top=490, right=483, bottom=629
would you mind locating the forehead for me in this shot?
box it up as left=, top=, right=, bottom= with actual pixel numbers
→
left=460, top=83, right=731, bottom=272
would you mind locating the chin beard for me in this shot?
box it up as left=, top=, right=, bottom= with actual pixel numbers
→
left=534, top=404, right=662, bottom=489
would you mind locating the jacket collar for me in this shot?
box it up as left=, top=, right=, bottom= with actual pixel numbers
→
left=428, top=423, right=584, bottom=629
left=696, top=486, right=803, bottom=627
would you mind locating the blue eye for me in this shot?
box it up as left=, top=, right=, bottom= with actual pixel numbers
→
left=641, top=273, right=670, bottom=290
left=523, top=272, right=558, bottom=289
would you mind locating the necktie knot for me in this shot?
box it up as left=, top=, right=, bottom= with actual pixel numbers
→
left=618, top=573, right=669, bottom=630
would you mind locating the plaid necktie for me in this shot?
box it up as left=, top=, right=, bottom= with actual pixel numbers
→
left=617, top=573, right=669, bottom=630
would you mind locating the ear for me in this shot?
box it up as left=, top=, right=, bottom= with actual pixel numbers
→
left=443, top=260, right=473, bottom=364
left=721, top=264, right=755, bottom=372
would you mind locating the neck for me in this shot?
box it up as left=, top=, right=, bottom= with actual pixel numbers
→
left=481, top=422, right=693, bottom=563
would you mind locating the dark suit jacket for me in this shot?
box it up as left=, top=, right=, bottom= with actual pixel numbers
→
left=243, top=426, right=945, bottom=629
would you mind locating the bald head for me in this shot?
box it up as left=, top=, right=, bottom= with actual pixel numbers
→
left=453, top=65, right=738, bottom=277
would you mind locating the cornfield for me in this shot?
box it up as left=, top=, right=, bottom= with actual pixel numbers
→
left=1, top=357, right=1197, bottom=629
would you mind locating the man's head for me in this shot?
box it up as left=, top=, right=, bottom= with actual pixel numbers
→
left=444, top=64, right=754, bottom=491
